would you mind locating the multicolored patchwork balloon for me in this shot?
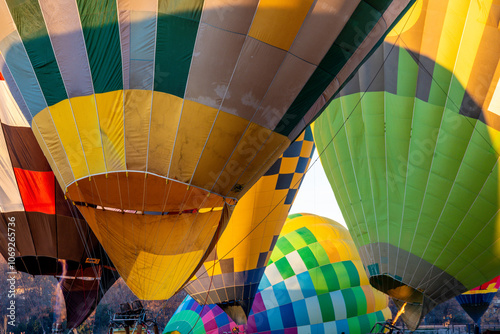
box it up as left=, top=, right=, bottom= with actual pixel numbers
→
left=456, top=276, right=500, bottom=324
left=314, top=0, right=500, bottom=329
left=164, top=214, right=391, bottom=333
left=0, top=0, right=415, bottom=300
left=184, top=128, right=315, bottom=324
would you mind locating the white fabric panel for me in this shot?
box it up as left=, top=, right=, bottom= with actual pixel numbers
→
left=0, top=81, right=28, bottom=127
left=185, top=23, right=245, bottom=109
left=324, top=321, right=338, bottom=334
left=118, top=0, right=158, bottom=90
left=287, top=251, right=308, bottom=275
left=260, top=286, right=279, bottom=310
left=39, top=0, right=94, bottom=98
left=129, top=11, right=156, bottom=90
left=253, top=54, right=316, bottom=130
left=201, top=0, right=259, bottom=34
left=0, top=119, right=23, bottom=213
left=220, top=37, right=286, bottom=122
left=0, top=6, right=46, bottom=117
left=264, top=263, right=283, bottom=286
left=305, top=296, right=322, bottom=324
left=118, top=3, right=131, bottom=90
left=290, top=0, right=360, bottom=65
left=330, top=290, right=347, bottom=319
left=283, top=274, right=304, bottom=302
left=0, top=57, right=31, bottom=123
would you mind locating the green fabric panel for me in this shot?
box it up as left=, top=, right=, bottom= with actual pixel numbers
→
left=332, top=262, right=350, bottom=290
left=385, top=93, right=413, bottom=247
left=163, top=310, right=205, bottom=334
left=286, top=231, right=309, bottom=251
left=352, top=286, right=368, bottom=315
left=76, top=0, right=122, bottom=94
left=269, top=246, right=284, bottom=263
left=154, top=0, right=203, bottom=98
left=313, top=101, right=358, bottom=229
left=274, top=0, right=395, bottom=136
left=430, top=121, right=498, bottom=279
left=357, top=313, right=373, bottom=333
left=275, top=236, right=295, bottom=256
left=342, top=288, right=358, bottom=318
left=398, top=98, right=444, bottom=253
left=309, top=267, right=329, bottom=295
left=288, top=213, right=303, bottom=219
left=361, top=92, right=387, bottom=244
left=447, top=76, right=466, bottom=114
left=347, top=316, right=361, bottom=334
left=298, top=247, right=319, bottom=270
left=296, top=227, right=318, bottom=245
left=274, top=257, right=295, bottom=280
left=317, top=293, right=335, bottom=323
left=339, top=93, right=374, bottom=246
left=320, top=264, right=340, bottom=292
left=344, top=261, right=361, bottom=287
left=397, top=48, right=419, bottom=97
left=309, top=242, right=330, bottom=267
left=428, top=64, right=453, bottom=107
left=7, top=0, right=67, bottom=106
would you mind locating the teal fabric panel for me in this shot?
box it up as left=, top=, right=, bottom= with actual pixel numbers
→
left=77, top=0, right=123, bottom=94
left=7, top=0, right=67, bottom=107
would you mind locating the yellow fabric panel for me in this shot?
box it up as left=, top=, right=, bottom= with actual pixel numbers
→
left=248, top=0, right=315, bottom=51
left=191, top=111, right=249, bottom=193
left=124, top=90, right=152, bottom=171
left=432, top=0, right=469, bottom=73
left=214, top=180, right=294, bottom=271
left=127, top=249, right=204, bottom=300
left=361, top=285, right=377, bottom=313
left=354, top=261, right=370, bottom=286
left=95, top=91, right=126, bottom=172
left=201, top=260, right=222, bottom=276
left=48, top=99, right=89, bottom=180
left=451, top=0, right=485, bottom=91
left=374, top=288, right=390, bottom=312
left=278, top=157, right=299, bottom=174
left=70, top=94, right=107, bottom=176
left=147, top=92, right=184, bottom=176
left=318, top=239, right=342, bottom=264
left=32, top=110, right=74, bottom=187
left=300, top=140, right=315, bottom=157
left=117, top=0, right=157, bottom=12
left=170, top=100, right=218, bottom=183
left=225, top=127, right=290, bottom=198
left=78, top=205, right=225, bottom=300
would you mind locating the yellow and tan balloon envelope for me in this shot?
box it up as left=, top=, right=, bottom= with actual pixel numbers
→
left=314, top=0, right=500, bottom=329
left=0, top=0, right=415, bottom=299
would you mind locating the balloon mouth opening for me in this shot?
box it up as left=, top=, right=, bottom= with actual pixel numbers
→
left=15, top=256, right=81, bottom=276
left=370, top=274, right=424, bottom=304
left=66, top=171, right=235, bottom=214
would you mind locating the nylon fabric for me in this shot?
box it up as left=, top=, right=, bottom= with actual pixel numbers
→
left=185, top=127, right=315, bottom=323
left=313, top=0, right=500, bottom=329
left=165, top=214, right=391, bottom=334
left=77, top=202, right=231, bottom=300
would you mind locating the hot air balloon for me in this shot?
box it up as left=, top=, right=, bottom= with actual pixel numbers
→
left=313, top=0, right=500, bottom=329
left=456, top=276, right=500, bottom=324
left=164, top=213, right=391, bottom=334
left=0, top=0, right=415, bottom=300
left=0, top=72, right=117, bottom=329
left=184, top=127, right=315, bottom=324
